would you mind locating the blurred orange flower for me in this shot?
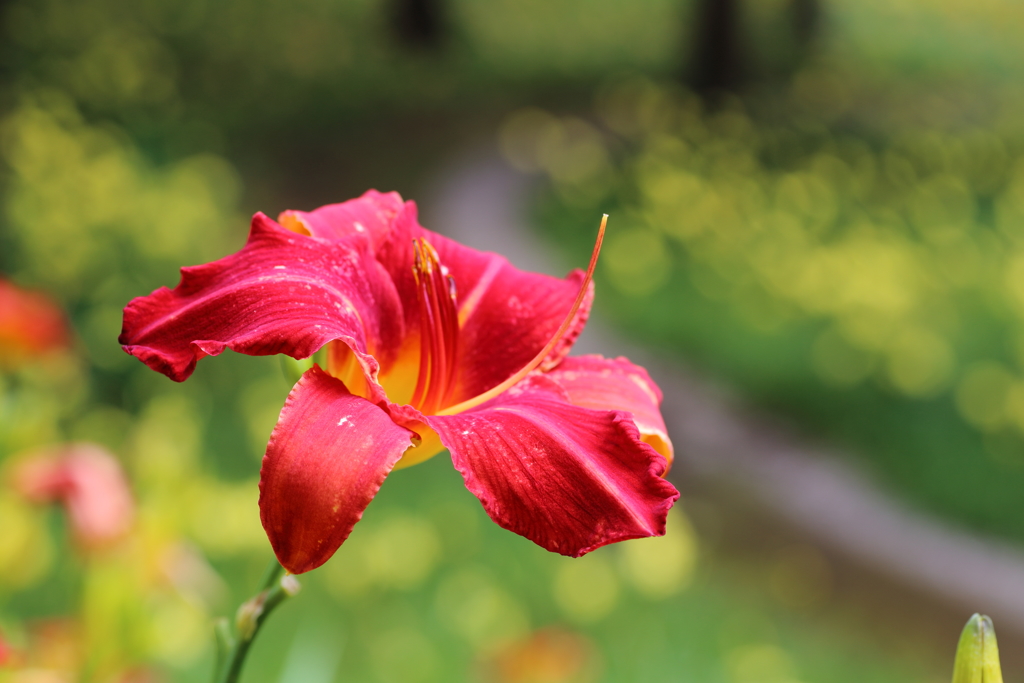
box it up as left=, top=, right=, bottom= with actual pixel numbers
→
left=25, top=619, right=79, bottom=675
left=0, top=278, right=69, bottom=364
left=1, top=618, right=160, bottom=682
left=0, top=629, right=14, bottom=667
left=479, top=627, right=599, bottom=683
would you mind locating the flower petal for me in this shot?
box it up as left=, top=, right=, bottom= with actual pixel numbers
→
left=426, top=377, right=679, bottom=557
left=260, top=194, right=594, bottom=404
left=277, top=190, right=405, bottom=249
left=120, top=212, right=404, bottom=382
left=373, top=201, right=593, bottom=405
left=544, top=355, right=674, bottom=466
left=259, top=365, right=416, bottom=574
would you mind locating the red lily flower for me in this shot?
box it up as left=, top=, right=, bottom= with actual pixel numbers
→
left=120, top=191, right=678, bottom=574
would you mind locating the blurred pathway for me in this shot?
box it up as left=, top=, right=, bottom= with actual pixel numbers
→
left=420, top=147, right=1024, bottom=636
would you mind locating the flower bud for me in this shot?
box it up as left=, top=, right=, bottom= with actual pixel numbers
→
left=952, top=614, right=1003, bottom=683
left=280, top=574, right=301, bottom=597
left=235, top=594, right=264, bottom=641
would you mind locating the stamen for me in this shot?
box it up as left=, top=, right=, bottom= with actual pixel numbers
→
left=437, top=214, right=607, bottom=416
left=408, top=238, right=460, bottom=414
left=409, top=242, right=432, bottom=408
left=442, top=273, right=459, bottom=399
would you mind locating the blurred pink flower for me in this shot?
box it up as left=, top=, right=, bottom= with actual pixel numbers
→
left=14, top=444, right=135, bottom=549
left=0, top=278, right=69, bottom=364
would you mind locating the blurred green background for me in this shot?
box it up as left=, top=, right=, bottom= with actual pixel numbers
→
left=2, top=0, right=1023, bottom=680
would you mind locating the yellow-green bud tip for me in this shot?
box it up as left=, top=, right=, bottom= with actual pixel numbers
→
left=952, top=614, right=1003, bottom=683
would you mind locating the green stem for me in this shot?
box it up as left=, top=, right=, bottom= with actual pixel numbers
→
left=214, top=559, right=299, bottom=683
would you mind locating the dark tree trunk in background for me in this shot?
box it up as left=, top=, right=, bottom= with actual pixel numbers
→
left=688, top=0, right=744, bottom=93
left=391, top=0, right=444, bottom=50
left=791, top=0, right=820, bottom=61
left=685, top=0, right=822, bottom=92
left=0, top=0, right=15, bottom=101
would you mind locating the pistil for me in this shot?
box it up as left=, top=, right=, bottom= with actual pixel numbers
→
left=437, top=214, right=606, bottom=416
